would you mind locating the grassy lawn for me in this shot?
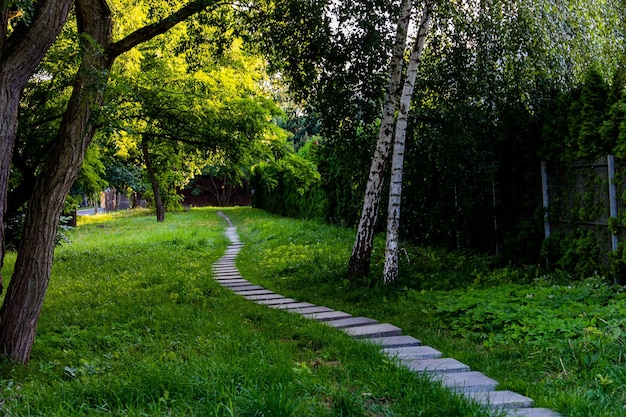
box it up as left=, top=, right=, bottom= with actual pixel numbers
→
left=0, top=208, right=493, bottom=416
left=227, top=207, right=626, bottom=417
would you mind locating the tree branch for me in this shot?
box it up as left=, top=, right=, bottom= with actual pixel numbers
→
left=143, top=131, right=212, bottom=147
left=107, top=0, right=226, bottom=60
left=1, top=0, right=73, bottom=87
left=0, top=8, right=8, bottom=53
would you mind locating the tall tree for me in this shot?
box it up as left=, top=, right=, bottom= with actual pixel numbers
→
left=104, top=35, right=283, bottom=221
left=0, top=0, right=223, bottom=362
left=0, top=0, right=73, bottom=293
left=383, top=0, right=432, bottom=283
left=347, top=0, right=414, bottom=278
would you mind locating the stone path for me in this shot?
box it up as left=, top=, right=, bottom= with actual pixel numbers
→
left=213, top=213, right=561, bottom=417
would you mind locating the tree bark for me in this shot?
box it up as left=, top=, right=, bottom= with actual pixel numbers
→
left=347, top=0, right=413, bottom=278
left=142, top=138, right=165, bottom=222
left=383, top=2, right=432, bottom=283
left=0, top=0, right=112, bottom=362
left=0, top=0, right=73, bottom=293
left=0, top=0, right=218, bottom=362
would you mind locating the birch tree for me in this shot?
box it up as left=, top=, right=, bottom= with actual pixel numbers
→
left=383, top=1, right=432, bottom=283
left=347, top=0, right=414, bottom=278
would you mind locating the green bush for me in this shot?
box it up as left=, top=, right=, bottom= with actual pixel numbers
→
left=251, top=152, right=328, bottom=220
left=541, top=229, right=606, bottom=279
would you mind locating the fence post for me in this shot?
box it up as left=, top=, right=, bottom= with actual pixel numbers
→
left=541, top=161, right=550, bottom=240
left=607, top=155, right=619, bottom=252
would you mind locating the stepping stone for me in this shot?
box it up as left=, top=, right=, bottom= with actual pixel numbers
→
left=213, top=272, right=241, bottom=277
left=272, top=302, right=315, bottom=310
left=382, top=345, right=442, bottom=359
left=227, top=285, right=265, bottom=292
left=342, top=323, right=402, bottom=339
left=402, top=357, right=470, bottom=374
left=212, top=265, right=237, bottom=269
left=219, top=281, right=253, bottom=287
left=244, top=293, right=284, bottom=301
left=433, top=371, right=498, bottom=393
left=289, top=306, right=334, bottom=314
left=232, top=289, right=275, bottom=296
left=505, top=409, right=561, bottom=417
left=257, top=298, right=299, bottom=306
left=465, top=390, right=533, bottom=410
left=325, top=317, right=378, bottom=329
left=215, top=275, right=244, bottom=280
left=301, top=311, right=352, bottom=322
left=366, top=335, right=422, bottom=348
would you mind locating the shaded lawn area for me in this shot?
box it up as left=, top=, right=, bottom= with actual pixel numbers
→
left=228, top=207, right=626, bottom=417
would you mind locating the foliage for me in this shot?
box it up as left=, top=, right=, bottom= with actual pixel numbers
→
left=538, top=66, right=626, bottom=279
left=251, top=147, right=328, bottom=220
left=541, top=230, right=607, bottom=279
left=541, top=68, right=616, bottom=162
left=0, top=208, right=491, bottom=416
left=278, top=0, right=616, bottom=261
left=315, top=121, right=380, bottom=227
left=71, top=145, right=108, bottom=199
left=100, top=29, right=287, bottom=212
left=228, top=207, right=626, bottom=417
left=262, top=0, right=625, bottom=271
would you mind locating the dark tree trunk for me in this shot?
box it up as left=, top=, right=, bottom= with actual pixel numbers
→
left=0, top=0, right=73, bottom=293
left=0, top=83, right=20, bottom=295
left=0, top=0, right=112, bottom=362
left=142, top=138, right=165, bottom=222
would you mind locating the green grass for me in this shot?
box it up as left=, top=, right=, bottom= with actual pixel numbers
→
left=227, top=208, right=626, bottom=417
left=0, top=208, right=492, bottom=416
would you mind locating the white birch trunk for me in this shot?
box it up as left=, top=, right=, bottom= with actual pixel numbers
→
left=348, top=0, right=414, bottom=278
left=383, top=2, right=432, bottom=283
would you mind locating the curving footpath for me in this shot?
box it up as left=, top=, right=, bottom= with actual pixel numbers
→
left=214, top=213, right=561, bottom=417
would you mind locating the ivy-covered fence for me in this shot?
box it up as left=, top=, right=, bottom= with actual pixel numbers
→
left=542, top=156, right=626, bottom=282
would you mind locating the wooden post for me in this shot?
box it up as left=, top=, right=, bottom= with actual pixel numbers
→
left=541, top=161, right=550, bottom=239
left=607, top=155, right=619, bottom=251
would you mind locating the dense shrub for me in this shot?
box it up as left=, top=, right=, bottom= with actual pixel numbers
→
left=251, top=151, right=328, bottom=220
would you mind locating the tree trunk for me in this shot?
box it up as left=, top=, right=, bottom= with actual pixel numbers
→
left=347, top=0, right=414, bottom=278
left=210, top=175, right=223, bottom=206
left=0, top=0, right=73, bottom=293
left=142, top=138, right=165, bottom=222
left=0, top=0, right=113, bottom=362
left=0, top=83, right=20, bottom=295
left=383, top=2, right=432, bottom=284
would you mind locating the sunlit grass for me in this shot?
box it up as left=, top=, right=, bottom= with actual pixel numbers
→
left=0, top=207, right=491, bottom=416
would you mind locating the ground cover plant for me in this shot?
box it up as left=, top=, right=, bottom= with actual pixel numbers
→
left=0, top=208, right=493, bottom=416
left=229, top=208, right=626, bottom=417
